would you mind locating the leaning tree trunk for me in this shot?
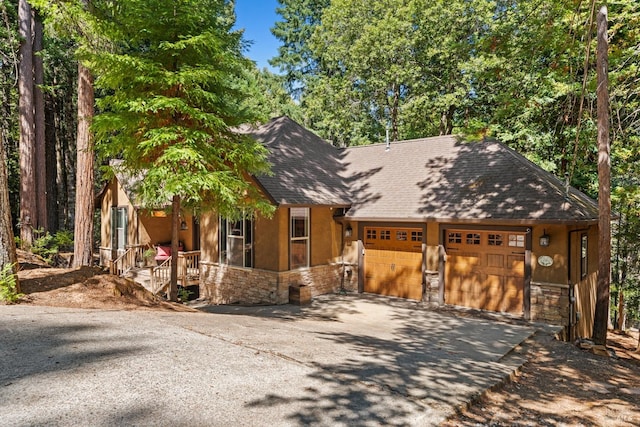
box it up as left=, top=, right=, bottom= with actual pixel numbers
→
left=72, top=63, right=95, bottom=267
left=18, top=0, right=36, bottom=249
left=0, top=127, right=20, bottom=292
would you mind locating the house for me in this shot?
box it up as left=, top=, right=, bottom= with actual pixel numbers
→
left=99, top=116, right=599, bottom=340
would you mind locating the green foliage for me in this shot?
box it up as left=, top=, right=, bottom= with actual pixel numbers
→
left=177, top=286, right=192, bottom=303
left=86, top=0, right=274, bottom=219
left=30, top=229, right=74, bottom=265
left=0, top=263, right=22, bottom=303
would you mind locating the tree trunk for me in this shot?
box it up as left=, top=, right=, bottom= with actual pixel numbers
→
left=33, top=12, right=47, bottom=231
left=44, top=91, right=59, bottom=231
left=18, top=0, right=36, bottom=249
left=439, top=105, right=455, bottom=136
left=72, top=63, right=94, bottom=267
left=0, top=127, right=20, bottom=293
left=592, top=6, right=611, bottom=346
left=169, top=195, right=180, bottom=302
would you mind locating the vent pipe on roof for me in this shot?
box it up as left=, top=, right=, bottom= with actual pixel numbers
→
left=564, top=172, right=570, bottom=197
left=385, top=126, right=390, bottom=152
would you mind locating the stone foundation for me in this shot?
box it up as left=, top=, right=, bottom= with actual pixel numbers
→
left=530, top=282, right=570, bottom=326
left=200, top=262, right=358, bottom=305
left=424, top=271, right=440, bottom=304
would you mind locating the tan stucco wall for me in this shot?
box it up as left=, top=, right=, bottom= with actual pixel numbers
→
left=310, top=207, right=338, bottom=267
left=199, top=211, right=219, bottom=263
left=426, top=222, right=440, bottom=271
left=531, top=224, right=569, bottom=285
left=254, top=212, right=280, bottom=270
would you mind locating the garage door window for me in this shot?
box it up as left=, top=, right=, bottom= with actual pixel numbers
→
left=488, top=233, right=504, bottom=246
left=396, top=231, right=407, bottom=241
left=508, top=234, right=525, bottom=247
left=290, top=207, right=309, bottom=269
left=411, top=231, right=422, bottom=242
left=380, top=230, right=391, bottom=240
left=466, top=233, right=481, bottom=245
left=366, top=229, right=377, bottom=240
left=448, top=232, right=462, bottom=244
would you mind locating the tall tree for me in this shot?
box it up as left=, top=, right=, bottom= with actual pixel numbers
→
left=18, top=0, right=36, bottom=248
left=33, top=11, right=47, bottom=231
left=72, top=59, right=93, bottom=267
left=270, top=0, right=329, bottom=97
left=88, top=0, right=274, bottom=300
left=592, top=5, right=611, bottom=346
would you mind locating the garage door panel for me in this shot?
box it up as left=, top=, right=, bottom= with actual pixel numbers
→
left=445, top=229, right=525, bottom=315
left=364, top=229, right=423, bottom=301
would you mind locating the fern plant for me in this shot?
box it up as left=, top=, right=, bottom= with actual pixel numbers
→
left=0, top=263, right=22, bottom=303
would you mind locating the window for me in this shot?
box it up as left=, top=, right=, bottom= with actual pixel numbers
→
left=581, top=234, right=588, bottom=278
left=220, top=217, right=253, bottom=268
left=488, top=233, right=503, bottom=246
left=366, top=229, right=377, bottom=240
left=508, top=234, right=525, bottom=248
left=111, top=207, right=127, bottom=251
left=466, top=233, right=481, bottom=245
left=448, top=232, right=462, bottom=244
left=396, top=230, right=407, bottom=241
left=290, top=208, right=309, bottom=269
left=411, top=231, right=423, bottom=242
left=380, top=230, right=391, bottom=240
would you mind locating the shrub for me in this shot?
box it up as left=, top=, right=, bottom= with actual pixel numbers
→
left=0, top=263, right=22, bottom=303
left=31, top=229, right=74, bottom=265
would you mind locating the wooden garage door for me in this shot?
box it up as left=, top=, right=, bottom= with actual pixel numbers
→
left=364, top=227, right=423, bottom=300
left=445, top=229, right=525, bottom=314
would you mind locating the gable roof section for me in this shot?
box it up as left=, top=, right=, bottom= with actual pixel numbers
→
left=239, top=116, right=351, bottom=207
left=341, top=135, right=599, bottom=224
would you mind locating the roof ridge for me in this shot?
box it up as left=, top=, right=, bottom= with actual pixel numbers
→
left=342, top=134, right=459, bottom=150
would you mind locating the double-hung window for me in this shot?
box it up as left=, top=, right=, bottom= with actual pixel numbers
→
left=290, top=207, right=309, bottom=269
left=220, top=217, right=253, bottom=268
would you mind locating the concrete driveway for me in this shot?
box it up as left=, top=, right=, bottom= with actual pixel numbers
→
left=1, top=294, right=543, bottom=426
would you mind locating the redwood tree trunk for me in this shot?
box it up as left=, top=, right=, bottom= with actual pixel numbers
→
left=592, top=6, right=611, bottom=346
left=18, top=0, right=36, bottom=249
left=33, top=12, right=47, bottom=231
left=72, top=63, right=95, bottom=267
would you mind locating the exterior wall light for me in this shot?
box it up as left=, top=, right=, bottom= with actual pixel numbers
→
left=539, top=229, right=550, bottom=247
left=345, top=224, right=353, bottom=238
left=180, top=220, right=188, bottom=230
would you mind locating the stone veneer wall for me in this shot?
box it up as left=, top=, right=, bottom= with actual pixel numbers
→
left=424, top=271, right=440, bottom=304
left=530, top=282, right=570, bottom=326
left=200, top=262, right=358, bottom=305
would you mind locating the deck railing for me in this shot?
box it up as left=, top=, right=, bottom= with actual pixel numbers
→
left=178, top=251, right=200, bottom=286
left=110, top=244, right=150, bottom=276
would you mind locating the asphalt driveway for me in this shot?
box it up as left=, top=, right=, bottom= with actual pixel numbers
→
left=1, top=294, right=544, bottom=426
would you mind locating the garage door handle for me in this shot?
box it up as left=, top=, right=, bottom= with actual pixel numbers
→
left=511, top=251, right=525, bottom=255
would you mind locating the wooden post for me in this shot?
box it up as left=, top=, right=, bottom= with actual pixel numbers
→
left=592, top=6, right=611, bottom=346
left=169, top=195, right=180, bottom=302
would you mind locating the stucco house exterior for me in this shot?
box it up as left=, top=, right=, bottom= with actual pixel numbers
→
left=99, top=116, right=599, bottom=340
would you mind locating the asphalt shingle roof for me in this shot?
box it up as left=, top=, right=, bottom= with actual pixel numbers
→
left=340, top=135, right=599, bottom=224
left=240, top=116, right=352, bottom=207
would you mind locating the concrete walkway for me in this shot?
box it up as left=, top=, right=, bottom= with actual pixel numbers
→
left=1, top=295, right=545, bottom=426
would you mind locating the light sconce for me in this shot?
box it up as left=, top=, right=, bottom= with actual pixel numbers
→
left=539, top=229, right=550, bottom=247
left=345, top=224, right=353, bottom=238
left=180, top=220, right=188, bottom=231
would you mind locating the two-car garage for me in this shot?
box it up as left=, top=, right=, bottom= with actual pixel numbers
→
left=362, top=226, right=526, bottom=315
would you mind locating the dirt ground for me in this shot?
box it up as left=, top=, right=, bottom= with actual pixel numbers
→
left=5, top=252, right=640, bottom=426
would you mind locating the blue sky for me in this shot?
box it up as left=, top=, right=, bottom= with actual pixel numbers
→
left=234, top=0, right=281, bottom=71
